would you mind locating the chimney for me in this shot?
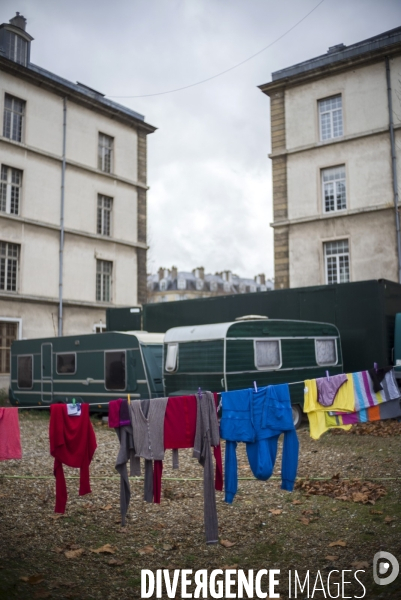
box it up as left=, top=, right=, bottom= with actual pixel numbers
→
left=9, top=12, right=27, bottom=31
left=171, top=266, right=178, bottom=279
left=193, top=266, right=205, bottom=280
left=255, top=273, right=266, bottom=285
left=158, top=267, right=164, bottom=281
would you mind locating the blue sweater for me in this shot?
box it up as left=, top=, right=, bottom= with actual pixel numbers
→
left=220, top=384, right=299, bottom=503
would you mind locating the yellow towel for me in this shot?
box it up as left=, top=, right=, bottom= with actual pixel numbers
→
left=304, top=375, right=355, bottom=440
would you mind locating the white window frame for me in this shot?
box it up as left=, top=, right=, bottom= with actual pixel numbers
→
left=0, top=317, right=21, bottom=375
left=318, top=95, right=343, bottom=141
left=324, top=239, right=350, bottom=285
left=3, top=94, right=25, bottom=142
left=56, top=352, right=77, bottom=375
left=165, top=343, right=178, bottom=372
left=0, top=164, right=22, bottom=215
left=254, top=338, right=282, bottom=371
left=7, top=32, right=28, bottom=65
left=93, top=321, right=107, bottom=333
left=321, top=165, right=346, bottom=213
left=315, top=338, right=338, bottom=366
left=97, top=194, right=112, bottom=236
left=98, top=132, right=113, bottom=173
left=159, top=278, right=167, bottom=291
left=177, top=277, right=186, bottom=290
left=96, top=259, right=112, bottom=302
left=0, top=241, right=20, bottom=291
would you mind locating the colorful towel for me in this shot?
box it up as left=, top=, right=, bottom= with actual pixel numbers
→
left=325, top=398, right=401, bottom=428
left=0, top=408, right=22, bottom=460
left=352, top=370, right=400, bottom=413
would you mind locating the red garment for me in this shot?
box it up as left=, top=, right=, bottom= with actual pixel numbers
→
left=49, top=404, right=97, bottom=513
left=163, top=394, right=223, bottom=492
left=153, top=460, right=163, bottom=504
left=108, top=399, right=123, bottom=428
left=0, top=408, right=22, bottom=460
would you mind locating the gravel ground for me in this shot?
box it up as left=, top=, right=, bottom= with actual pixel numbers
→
left=0, top=411, right=400, bottom=599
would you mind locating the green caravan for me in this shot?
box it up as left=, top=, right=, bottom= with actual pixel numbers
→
left=9, top=331, right=164, bottom=410
left=163, top=318, right=344, bottom=428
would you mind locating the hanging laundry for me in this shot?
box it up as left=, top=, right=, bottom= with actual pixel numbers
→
left=304, top=375, right=355, bottom=440
left=368, top=366, right=394, bottom=393
left=352, top=370, right=400, bottom=411
left=325, top=398, right=401, bottom=428
left=316, top=373, right=348, bottom=407
left=193, top=390, right=221, bottom=545
left=0, top=407, right=22, bottom=460
left=108, top=398, right=123, bottom=428
left=49, top=403, right=97, bottom=513
left=220, top=384, right=299, bottom=504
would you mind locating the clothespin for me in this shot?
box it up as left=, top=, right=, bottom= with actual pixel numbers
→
left=198, top=387, right=202, bottom=398
left=72, top=397, right=76, bottom=405
left=253, top=381, right=258, bottom=392
left=326, top=371, right=330, bottom=381
left=127, top=394, right=131, bottom=405
left=374, top=362, right=378, bottom=372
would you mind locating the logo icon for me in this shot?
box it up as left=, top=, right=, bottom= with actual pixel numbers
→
left=373, top=551, right=399, bottom=586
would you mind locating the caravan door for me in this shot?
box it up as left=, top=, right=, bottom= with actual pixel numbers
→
left=41, top=343, right=53, bottom=403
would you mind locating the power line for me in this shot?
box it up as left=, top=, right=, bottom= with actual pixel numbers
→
left=107, top=0, right=326, bottom=99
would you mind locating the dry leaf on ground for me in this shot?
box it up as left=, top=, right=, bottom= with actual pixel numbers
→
left=384, top=516, right=395, bottom=524
left=65, top=548, right=85, bottom=559
left=295, top=477, right=386, bottom=505
left=220, top=539, right=237, bottom=548
left=137, top=545, right=155, bottom=555
left=268, top=509, right=283, bottom=515
left=100, top=504, right=113, bottom=511
left=222, top=564, right=239, bottom=569
left=325, top=555, right=338, bottom=561
left=328, top=540, right=347, bottom=547
left=90, top=544, right=116, bottom=554
left=351, top=561, right=369, bottom=569
left=107, top=558, right=125, bottom=566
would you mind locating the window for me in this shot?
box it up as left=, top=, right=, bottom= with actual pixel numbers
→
left=0, top=321, right=18, bottom=373
left=239, top=283, right=246, bottom=293
left=324, top=240, right=349, bottom=284
left=159, top=278, right=167, bottom=291
left=6, top=32, right=28, bottom=65
left=315, top=339, right=337, bottom=366
left=195, top=278, right=204, bottom=291
left=3, top=94, right=25, bottom=142
left=93, top=322, right=106, bottom=333
left=319, top=95, right=343, bottom=141
left=98, top=133, right=113, bottom=173
left=223, top=282, right=231, bottom=292
left=96, top=259, right=112, bottom=302
left=0, top=242, right=19, bottom=291
left=17, top=355, right=32, bottom=388
left=254, top=339, right=282, bottom=370
left=165, top=343, right=178, bottom=372
left=177, top=277, right=186, bottom=290
left=322, top=166, right=346, bottom=213
left=97, top=194, right=112, bottom=236
left=56, top=353, right=76, bottom=374
left=210, top=281, right=218, bottom=292
left=0, top=165, right=22, bottom=215
left=105, top=350, right=126, bottom=390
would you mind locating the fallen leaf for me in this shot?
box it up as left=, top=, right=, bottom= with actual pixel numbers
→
left=90, top=544, right=116, bottom=554
left=153, top=523, right=166, bottom=530
left=163, top=544, right=174, bottom=551
left=268, top=509, right=283, bottom=515
left=220, top=539, right=237, bottom=548
left=328, top=540, right=347, bottom=547
left=20, top=576, right=29, bottom=582
left=222, top=564, right=239, bottom=570
left=325, top=556, right=339, bottom=561
left=65, top=549, right=84, bottom=559
left=370, top=510, right=383, bottom=515
left=107, top=558, right=125, bottom=566
left=292, top=500, right=302, bottom=505
left=299, top=517, right=310, bottom=525
left=384, top=516, right=395, bottom=524
left=49, top=514, right=63, bottom=520
left=52, top=547, right=64, bottom=554
left=137, top=546, right=155, bottom=555
left=351, top=561, right=369, bottom=569
left=26, top=575, right=45, bottom=585
left=352, top=492, right=368, bottom=503
left=331, top=508, right=338, bottom=512
left=100, top=504, right=113, bottom=511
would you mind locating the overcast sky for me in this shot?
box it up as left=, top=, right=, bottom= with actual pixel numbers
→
left=2, top=0, right=401, bottom=280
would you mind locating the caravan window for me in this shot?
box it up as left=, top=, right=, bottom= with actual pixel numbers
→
left=254, top=340, right=281, bottom=370
left=17, top=355, right=33, bottom=388
left=56, top=353, right=76, bottom=374
left=165, top=343, right=178, bottom=372
left=105, top=350, right=126, bottom=390
left=315, top=338, right=337, bottom=366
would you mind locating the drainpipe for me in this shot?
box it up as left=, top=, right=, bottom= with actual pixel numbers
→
left=58, top=97, right=67, bottom=336
left=385, top=56, right=401, bottom=283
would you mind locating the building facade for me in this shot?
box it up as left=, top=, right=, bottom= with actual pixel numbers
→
left=147, top=267, right=273, bottom=302
left=259, top=27, right=401, bottom=289
left=0, top=13, right=156, bottom=388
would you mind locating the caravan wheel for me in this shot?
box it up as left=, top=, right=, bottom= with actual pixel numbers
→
left=292, top=404, right=303, bottom=430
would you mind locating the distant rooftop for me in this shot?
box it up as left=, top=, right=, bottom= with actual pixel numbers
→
left=271, top=26, right=401, bottom=82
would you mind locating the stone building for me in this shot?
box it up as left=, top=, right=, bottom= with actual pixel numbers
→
left=0, top=13, right=156, bottom=388
left=259, top=27, right=401, bottom=289
left=147, top=267, right=273, bottom=302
